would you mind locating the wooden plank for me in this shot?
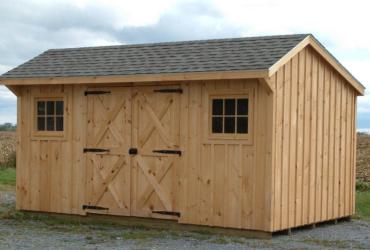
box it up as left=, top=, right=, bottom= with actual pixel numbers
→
left=344, top=88, right=352, bottom=216
left=295, top=50, right=305, bottom=227
left=213, top=144, right=226, bottom=227
left=242, top=148, right=254, bottom=229
left=302, top=48, right=312, bottom=225
left=339, top=81, right=347, bottom=217
left=15, top=92, right=22, bottom=210
left=321, top=65, right=331, bottom=221
left=352, top=96, right=357, bottom=214
left=178, top=83, right=189, bottom=223
left=17, top=87, right=30, bottom=210
left=199, top=144, right=213, bottom=225
left=39, top=140, right=51, bottom=211
left=72, top=85, right=87, bottom=214
left=315, top=58, right=324, bottom=222
left=28, top=140, right=40, bottom=210
left=1, top=69, right=268, bottom=86
left=273, top=67, right=284, bottom=230
left=308, top=52, right=318, bottom=224
left=327, top=71, right=336, bottom=219
left=186, top=83, right=201, bottom=225
left=224, top=145, right=242, bottom=228
left=265, top=76, right=275, bottom=231
left=254, top=84, right=267, bottom=230
left=286, top=56, right=297, bottom=228
left=333, top=74, right=341, bottom=218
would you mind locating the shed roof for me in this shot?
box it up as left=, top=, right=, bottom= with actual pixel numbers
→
left=0, top=34, right=365, bottom=95
left=2, top=34, right=307, bottom=78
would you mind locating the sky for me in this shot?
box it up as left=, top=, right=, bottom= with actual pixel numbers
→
left=0, top=0, right=369, bottom=128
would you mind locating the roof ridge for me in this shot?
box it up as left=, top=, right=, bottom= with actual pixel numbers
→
left=47, top=33, right=310, bottom=52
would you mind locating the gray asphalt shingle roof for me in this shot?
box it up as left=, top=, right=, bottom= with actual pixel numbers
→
left=1, top=34, right=309, bottom=78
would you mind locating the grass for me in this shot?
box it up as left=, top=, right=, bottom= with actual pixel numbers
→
left=356, top=191, right=370, bottom=220
left=0, top=167, right=16, bottom=190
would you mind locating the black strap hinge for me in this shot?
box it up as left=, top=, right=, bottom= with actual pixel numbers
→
left=84, top=90, right=111, bottom=96
left=82, top=205, right=109, bottom=210
left=152, top=211, right=181, bottom=217
left=153, top=88, right=183, bottom=94
left=152, top=150, right=182, bottom=156
left=84, top=148, right=110, bottom=153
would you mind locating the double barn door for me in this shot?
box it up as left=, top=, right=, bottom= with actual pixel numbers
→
left=84, top=86, right=181, bottom=220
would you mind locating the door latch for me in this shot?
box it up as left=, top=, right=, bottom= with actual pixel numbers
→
left=129, top=148, right=138, bottom=155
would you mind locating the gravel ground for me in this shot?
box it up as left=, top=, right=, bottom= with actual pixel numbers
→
left=0, top=192, right=369, bottom=249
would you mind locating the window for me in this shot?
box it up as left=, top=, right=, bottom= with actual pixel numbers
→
left=36, top=100, right=64, bottom=131
left=211, top=98, right=249, bottom=134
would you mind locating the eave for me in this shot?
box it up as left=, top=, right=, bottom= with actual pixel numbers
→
left=0, top=69, right=268, bottom=86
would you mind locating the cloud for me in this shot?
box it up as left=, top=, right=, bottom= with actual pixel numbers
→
left=0, top=0, right=369, bottom=127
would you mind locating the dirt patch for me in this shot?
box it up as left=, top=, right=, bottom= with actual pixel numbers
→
left=357, top=133, right=370, bottom=183
left=0, top=132, right=16, bottom=166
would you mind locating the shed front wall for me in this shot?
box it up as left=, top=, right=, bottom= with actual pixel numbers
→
left=271, top=46, right=357, bottom=231
left=15, top=79, right=273, bottom=231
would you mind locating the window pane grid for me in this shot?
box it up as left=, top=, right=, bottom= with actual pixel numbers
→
left=36, top=100, right=64, bottom=132
left=211, top=97, right=248, bottom=135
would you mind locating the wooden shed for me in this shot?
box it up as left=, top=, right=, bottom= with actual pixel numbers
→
left=0, top=34, right=365, bottom=233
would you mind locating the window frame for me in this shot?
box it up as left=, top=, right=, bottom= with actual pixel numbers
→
left=206, top=89, right=254, bottom=143
left=32, top=95, right=67, bottom=140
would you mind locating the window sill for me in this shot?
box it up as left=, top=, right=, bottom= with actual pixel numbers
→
left=31, top=131, right=67, bottom=141
left=203, top=133, right=253, bottom=145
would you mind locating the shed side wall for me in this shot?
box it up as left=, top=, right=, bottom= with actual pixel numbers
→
left=271, top=46, right=357, bottom=231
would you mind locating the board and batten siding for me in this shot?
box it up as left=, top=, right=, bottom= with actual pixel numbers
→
left=15, top=80, right=273, bottom=231
left=179, top=79, right=273, bottom=231
left=16, top=85, right=87, bottom=215
left=271, top=46, right=357, bottom=231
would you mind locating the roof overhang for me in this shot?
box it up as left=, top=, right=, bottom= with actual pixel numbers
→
left=269, top=35, right=365, bottom=96
left=0, top=69, right=268, bottom=87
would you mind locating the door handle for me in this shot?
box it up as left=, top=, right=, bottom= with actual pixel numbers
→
left=129, top=148, right=138, bottom=155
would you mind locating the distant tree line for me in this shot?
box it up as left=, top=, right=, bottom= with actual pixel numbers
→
left=0, top=123, right=16, bottom=131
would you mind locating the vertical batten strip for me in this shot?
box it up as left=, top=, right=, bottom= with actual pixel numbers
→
left=309, top=51, right=318, bottom=224
left=302, top=48, right=312, bottom=225
left=322, top=65, right=330, bottom=221
left=315, top=57, right=324, bottom=222
left=296, top=50, right=305, bottom=227
left=274, top=67, right=284, bottom=230
left=281, top=61, right=291, bottom=229
left=289, top=56, right=298, bottom=228
left=352, top=96, right=357, bottom=214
